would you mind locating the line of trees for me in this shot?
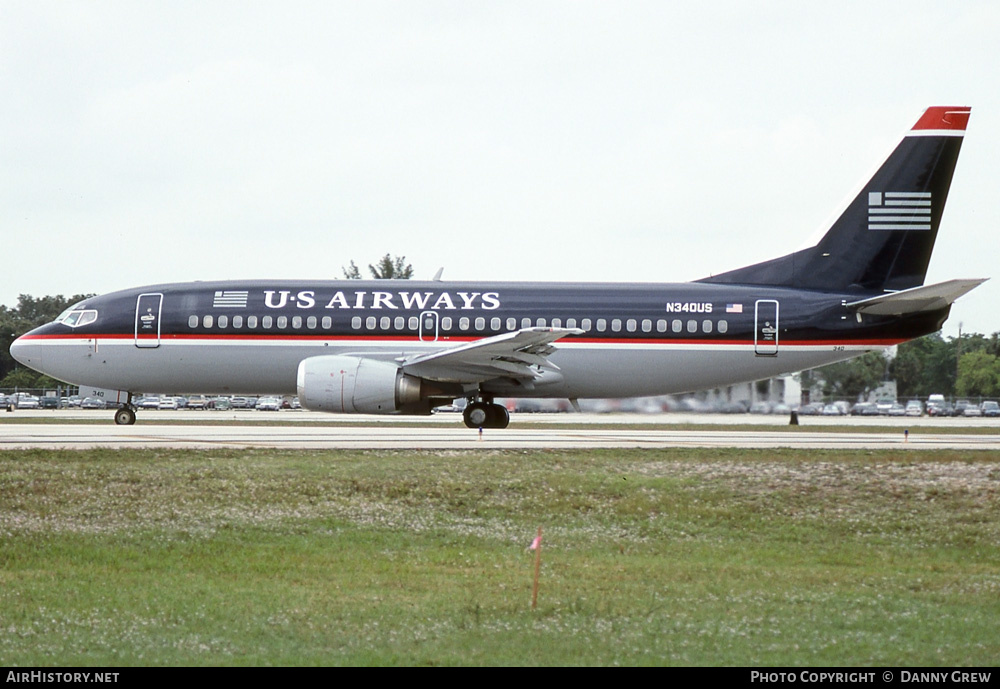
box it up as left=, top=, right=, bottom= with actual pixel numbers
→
left=806, top=331, right=1000, bottom=401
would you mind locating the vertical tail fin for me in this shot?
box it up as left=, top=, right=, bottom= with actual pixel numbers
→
left=702, top=106, right=970, bottom=292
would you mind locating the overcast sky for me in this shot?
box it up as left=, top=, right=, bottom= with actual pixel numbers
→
left=2, top=1, right=997, bottom=337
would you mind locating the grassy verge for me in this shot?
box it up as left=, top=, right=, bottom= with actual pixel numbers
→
left=1, top=448, right=998, bottom=665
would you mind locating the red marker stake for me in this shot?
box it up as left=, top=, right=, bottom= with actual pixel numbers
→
left=531, top=527, right=542, bottom=610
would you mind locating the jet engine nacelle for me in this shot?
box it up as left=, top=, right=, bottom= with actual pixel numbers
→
left=296, top=355, right=429, bottom=414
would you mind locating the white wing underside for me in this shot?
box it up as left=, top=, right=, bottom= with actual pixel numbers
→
left=400, top=327, right=582, bottom=383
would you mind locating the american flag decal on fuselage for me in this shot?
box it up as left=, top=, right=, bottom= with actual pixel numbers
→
left=867, top=191, right=931, bottom=231
left=213, top=290, right=249, bottom=308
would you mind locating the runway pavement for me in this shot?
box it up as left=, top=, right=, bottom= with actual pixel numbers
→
left=3, top=410, right=999, bottom=450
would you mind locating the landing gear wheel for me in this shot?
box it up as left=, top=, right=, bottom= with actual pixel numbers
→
left=489, top=404, right=510, bottom=429
left=114, top=406, right=136, bottom=426
left=463, top=402, right=510, bottom=429
left=464, top=402, right=489, bottom=429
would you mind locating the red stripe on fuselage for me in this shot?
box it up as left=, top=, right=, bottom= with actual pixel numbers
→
left=17, top=332, right=907, bottom=347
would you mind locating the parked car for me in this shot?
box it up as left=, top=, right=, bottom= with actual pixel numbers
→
left=187, top=395, right=208, bottom=410
left=81, top=397, right=106, bottom=409
left=981, top=400, right=1000, bottom=417
left=928, top=401, right=953, bottom=417
left=39, top=396, right=60, bottom=409
left=954, top=400, right=974, bottom=417
left=887, top=403, right=907, bottom=416
left=905, top=400, right=923, bottom=417
left=962, top=402, right=982, bottom=417
left=158, top=397, right=178, bottom=410
left=256, top=397, right=281, bottom=412
left=13, top=394, right=39, bottom=409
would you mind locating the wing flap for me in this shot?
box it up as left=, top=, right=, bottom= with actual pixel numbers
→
left=401, top=327, right=581, bottom=383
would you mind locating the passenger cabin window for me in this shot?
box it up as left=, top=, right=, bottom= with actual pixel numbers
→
left=597, top=319, right=607, bottom=332
left=233, top=315, right=243, bottom=329
left=581, top=318, right=592, bottom=331
left=718, top=320, right=728, bottom=334
left=248, top=316, right=258, bottom=328
left=218, top=315, right=228, bottom=329
left=322, top=316, right=332, bottom=329
left=203, top=315, right=214, bottom=328
left=306, top=316, right=317, bottom=329
left=262, top=316, right=272, bottom=329
left=188, top=315, right=198, bottom=328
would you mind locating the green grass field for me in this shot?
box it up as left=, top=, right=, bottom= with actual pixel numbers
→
left=1, top=447, right=998, bottom=666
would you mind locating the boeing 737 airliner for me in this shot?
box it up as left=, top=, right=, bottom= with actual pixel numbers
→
left=10, top=106, right=984, bottom=428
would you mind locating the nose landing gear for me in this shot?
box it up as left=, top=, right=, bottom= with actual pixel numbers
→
left=114, top=406, right=136, bottom=425
left=463, top=399, right=510, bottom=429
left=113, top=395, right=137, bottom=425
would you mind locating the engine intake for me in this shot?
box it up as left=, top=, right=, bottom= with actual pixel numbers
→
left=296, top=355, right=428, bottom=414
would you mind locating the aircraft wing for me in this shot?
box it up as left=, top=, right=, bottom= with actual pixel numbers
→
left=400, top=327, right=583, bottom=383
left=845, top=279, right=988, bottom=316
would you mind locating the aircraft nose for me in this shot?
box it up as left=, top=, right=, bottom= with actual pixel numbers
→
left=9, top=334, right=41, bottom=369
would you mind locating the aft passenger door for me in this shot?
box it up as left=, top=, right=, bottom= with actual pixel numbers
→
left=754, top=299, right=779, bottom=356
left=135, top=293, right=163, bottom=348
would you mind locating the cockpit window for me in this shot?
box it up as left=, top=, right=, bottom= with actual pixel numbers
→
left=55, top=307, right=98, bottom=328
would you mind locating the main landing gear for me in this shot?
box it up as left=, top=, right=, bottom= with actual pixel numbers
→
left=463, top=399, right=510, bottom=429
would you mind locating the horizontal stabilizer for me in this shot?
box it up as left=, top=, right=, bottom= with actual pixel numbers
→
left=845, top=279, right=987, bottom=316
